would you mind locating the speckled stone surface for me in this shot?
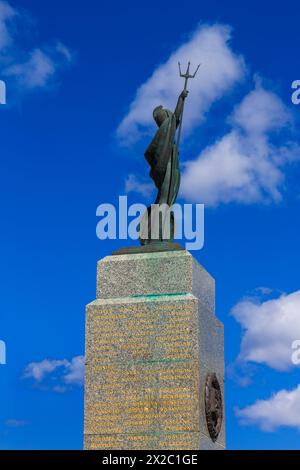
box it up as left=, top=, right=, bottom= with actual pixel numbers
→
left=96, top=251, right=215, bottom=313
left=84, top=250, right=225, bottom=450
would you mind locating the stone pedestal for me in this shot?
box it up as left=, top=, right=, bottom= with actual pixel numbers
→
left=84, top=250, right=225, bottom=450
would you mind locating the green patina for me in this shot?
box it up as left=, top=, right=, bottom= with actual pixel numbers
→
left=130, top=292, right=188, bottom=299
left=137, top=430, right=192, bottom=436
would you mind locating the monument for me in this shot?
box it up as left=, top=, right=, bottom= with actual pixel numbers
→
left=84, top=63, right=225, bottom=450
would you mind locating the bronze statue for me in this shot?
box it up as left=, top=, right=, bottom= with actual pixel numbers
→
left=140, top=62, right=200, bottom=245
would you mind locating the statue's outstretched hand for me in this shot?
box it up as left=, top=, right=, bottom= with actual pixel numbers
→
left=181, top=90, right=189, bottom=99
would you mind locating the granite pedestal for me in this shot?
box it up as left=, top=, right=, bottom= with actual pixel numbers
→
left=84, top=250, right=225, bottom=450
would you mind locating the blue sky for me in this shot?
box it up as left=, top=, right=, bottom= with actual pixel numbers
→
left=0, top=0, right=300, bottom=450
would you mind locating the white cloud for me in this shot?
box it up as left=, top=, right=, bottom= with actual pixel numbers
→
left=55, top=41, right=73, bottom=63
left=230, top=83, right=290, bottom=133
left=6, top=419, right=27, bottom=428
left=0, top=0, right=15, bottom=50
left=4, top=48, right=56, bottom=89
left=23, top=358, right=69, bottom=382
left=236, top=384, right=300, bottom=431
left=231, top=290, right=300, bottom=371
left=181, top=84, right=300, bottom=206
left=0, top=0, right=71, bottom=95
left=117, top=24, right=245, bottom=145
left=125, top=174, right=153, bottom=197
left=64, top=355, right=85, bottom=385
left=253, top=287, right=277, bottom=296
left=23, top=355, right=84, bottom=391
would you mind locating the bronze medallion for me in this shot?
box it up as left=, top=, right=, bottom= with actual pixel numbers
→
left=204, top=373, right=223, bottom=442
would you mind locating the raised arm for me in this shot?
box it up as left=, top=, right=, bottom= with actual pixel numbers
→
left=174, top=89, right=189, bottom=126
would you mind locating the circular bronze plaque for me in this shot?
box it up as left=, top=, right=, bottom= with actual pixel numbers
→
left=204, top=373, right=223, bottom=442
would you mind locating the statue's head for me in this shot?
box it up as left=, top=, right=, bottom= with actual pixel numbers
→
left=153, top=106, right=167, bottom=127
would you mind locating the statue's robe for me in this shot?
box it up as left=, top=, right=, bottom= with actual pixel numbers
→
left=141, top=109, right=180, bottom=244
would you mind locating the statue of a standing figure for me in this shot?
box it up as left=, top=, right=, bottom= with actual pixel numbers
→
left=140, top=62, right=200, bottom=245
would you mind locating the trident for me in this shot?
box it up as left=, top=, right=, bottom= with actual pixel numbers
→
left=177, top=61, right=200, bottom=147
